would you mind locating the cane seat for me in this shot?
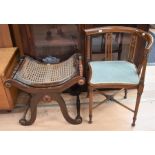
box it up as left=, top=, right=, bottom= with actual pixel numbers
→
left=12, top=54, right=79, bottom=88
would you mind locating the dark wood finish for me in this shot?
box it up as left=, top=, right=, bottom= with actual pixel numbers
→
left=11, top=25, right=84, bottom=60
left=85, top=26, right=153, bottom=126
left=10, top=24, right=149, bottom=58
left=5, top=54, right=85, bottom=125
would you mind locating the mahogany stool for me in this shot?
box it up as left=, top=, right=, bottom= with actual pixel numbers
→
left=5, top=53, right=85, bottom=126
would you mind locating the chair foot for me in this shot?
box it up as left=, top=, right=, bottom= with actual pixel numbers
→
left=131, top=117, right=136, bottom=127
left=19, top=118, right=30, bottom=126
left=124, top=89, right=128, bottom=99
left=131, top=122, right=135, bottom=127
left=75, top=116, right=82, bottom=124
left=88, top=120, right=92, bottom=124
left=88, top=115, right=92, bottom=124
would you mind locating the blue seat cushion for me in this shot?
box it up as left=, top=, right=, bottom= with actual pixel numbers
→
left=89, top=61, right=140, bottom=85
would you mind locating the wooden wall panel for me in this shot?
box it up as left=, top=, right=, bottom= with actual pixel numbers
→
left=0, top=24, right=13, bottom=48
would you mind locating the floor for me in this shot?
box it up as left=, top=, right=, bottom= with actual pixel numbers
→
left=0, top=66, right=155, bottom=131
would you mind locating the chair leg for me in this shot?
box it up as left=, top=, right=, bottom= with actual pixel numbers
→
left=76, top=93, right=82, bottom=121
left=124, top=89, right=128, bottom=99
left=132, top=88, right=143, bottom=127
left=88, top=87, right=93, bottom=124
left=19, top=94, right=40, bottom=126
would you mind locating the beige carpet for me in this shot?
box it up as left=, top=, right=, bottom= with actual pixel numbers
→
left=0, top=66, right=155, bottom=131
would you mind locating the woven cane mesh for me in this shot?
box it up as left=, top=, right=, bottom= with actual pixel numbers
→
left=13, top=54, right=78, bottom=87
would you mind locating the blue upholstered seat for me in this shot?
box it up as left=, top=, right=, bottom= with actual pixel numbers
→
left=89, top=61, right=139, bottom=85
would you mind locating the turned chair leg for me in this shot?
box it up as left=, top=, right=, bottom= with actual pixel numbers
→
left=19, top=94, right=40, bottom=126
left=132, top=88, right=143, bottom=127
left=88, top=87, right=93, bottom=124
left=124, top=89, right=128, bottom=99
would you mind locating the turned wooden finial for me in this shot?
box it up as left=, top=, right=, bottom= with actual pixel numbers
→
left=78, top=78, right=85, bottom=85
left=78, top=55, right=83, bottom=77
left=77, top=55, right=85, bottom=85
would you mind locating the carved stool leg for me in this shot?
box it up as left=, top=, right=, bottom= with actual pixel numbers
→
left=53, top=93, right=82, bottom=124
left=19, top=94, right=40, bottom=126
left=132, top=89, right=143, bottom=127
left=88, top=87, right=93, bottom=124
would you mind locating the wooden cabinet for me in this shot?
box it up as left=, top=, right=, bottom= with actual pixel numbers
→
left=0, top=24, right=13, bottom=48
left=0, top=48, right=18, bottom=110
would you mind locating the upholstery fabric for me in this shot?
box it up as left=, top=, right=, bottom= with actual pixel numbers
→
left=89, top=61, right=139, bottom=85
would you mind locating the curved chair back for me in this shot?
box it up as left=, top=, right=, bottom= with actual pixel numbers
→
left=85, top=26, right=153, bottom=79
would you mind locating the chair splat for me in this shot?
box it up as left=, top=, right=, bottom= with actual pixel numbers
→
left=105, top=32, right=113, bottom=60
left=128, top=34, right=138, bottom=63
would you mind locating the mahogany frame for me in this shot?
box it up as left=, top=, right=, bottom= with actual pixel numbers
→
left=84, top=26, right=153, bottom=126
left=5, top=54, right=85, bottom=126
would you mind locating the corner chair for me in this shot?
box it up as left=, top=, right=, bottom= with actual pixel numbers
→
left=84, top=26, right=153, bottom=126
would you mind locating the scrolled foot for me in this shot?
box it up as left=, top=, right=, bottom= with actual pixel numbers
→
left=75, top=116, right=82, bottom=124
left=19, top=118, right=35, bottom=126
left=19, top=118, right=28, bottom=126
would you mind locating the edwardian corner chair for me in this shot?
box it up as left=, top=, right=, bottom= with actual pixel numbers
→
left=84, top=26, right=153, bottom=126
